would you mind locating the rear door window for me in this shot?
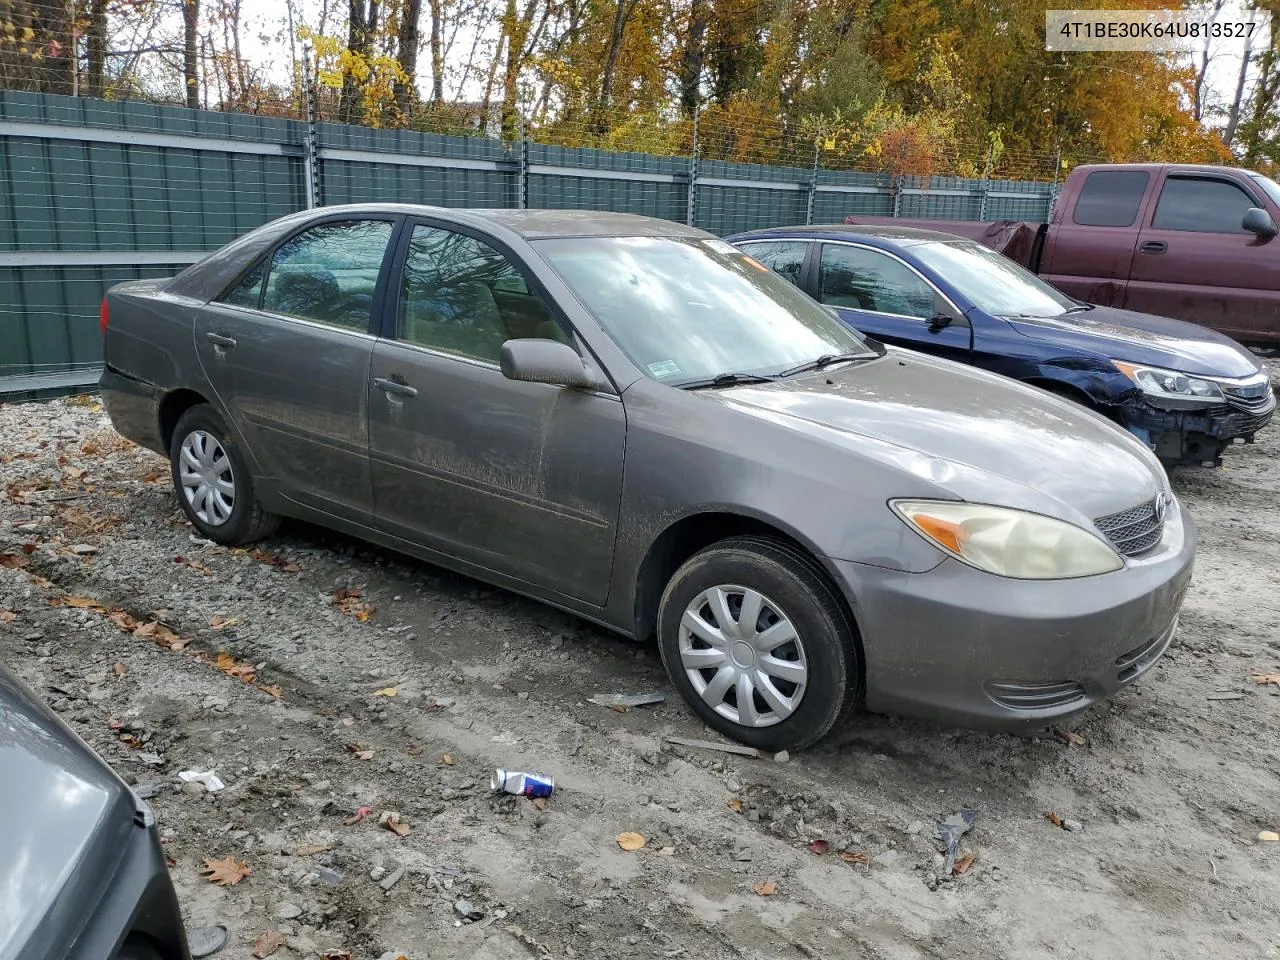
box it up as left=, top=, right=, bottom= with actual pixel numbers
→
left=1072, top=170, right=1150, bottom=227
left=819, top=244, right=935, bottom=319
left=737, top=240, right=809, bottom=286
left=1152, top=176, right=1258, bottom=234
left=253, top=219, right=394, bottom=331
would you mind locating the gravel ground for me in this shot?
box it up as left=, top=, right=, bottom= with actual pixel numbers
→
left=2, top=394, right=1279, bottom=960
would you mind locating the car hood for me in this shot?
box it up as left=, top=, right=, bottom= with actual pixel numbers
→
left=1004, top=306, right=1262, bottom=378
left=709, top=350, right=1164, bottom=524
left=0, top=665, right=135, bottom=958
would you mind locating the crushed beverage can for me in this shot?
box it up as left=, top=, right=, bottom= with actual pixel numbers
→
left=491, top=768, right=554, bottom=798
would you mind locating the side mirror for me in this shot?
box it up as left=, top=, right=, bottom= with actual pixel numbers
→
left=1242, top=207, right=1277, bottom=238
left=499, top=338, right=598, bottom=390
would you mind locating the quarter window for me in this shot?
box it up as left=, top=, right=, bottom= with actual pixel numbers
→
left=1152, top=177, right=1258, bottom=234
left=397, top=225, right=561, bottom=362
left=255, top=219, right=394, bottom=331
left=222, top=260, right=265, bottom=308
left=739, top=241, right=809, bottom=286
left=819, top=245, right=935, bottom=319
left=1072, top=170, right=1150, bottom=227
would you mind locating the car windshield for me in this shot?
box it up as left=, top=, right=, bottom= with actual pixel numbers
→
left=910, top=239, right=1079, bottom=318
left=1249, top=173, right=1280, bottom=207
left=533, top=236, right=873, bottom=384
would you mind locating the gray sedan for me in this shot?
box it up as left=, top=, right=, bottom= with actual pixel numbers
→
left=100, top=206, right=1194, bottom=750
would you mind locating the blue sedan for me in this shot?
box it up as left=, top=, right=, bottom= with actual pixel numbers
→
left=728, top=225, right=1274, bottom=467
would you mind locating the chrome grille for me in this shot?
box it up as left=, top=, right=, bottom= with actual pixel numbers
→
left=1221, top=379, right=1275, bottom=415
left=1095, top=497, right=1164, bottom=557
left=984, top=680, right=1086, bottom=711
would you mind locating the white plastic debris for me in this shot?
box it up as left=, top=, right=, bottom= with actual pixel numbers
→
left=178, top=769, right=226, bottom=792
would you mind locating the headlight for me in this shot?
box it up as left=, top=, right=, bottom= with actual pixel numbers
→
left=891, top=500, right=1124, bottom=579
left=1113, top=361, right=1225, bottom=404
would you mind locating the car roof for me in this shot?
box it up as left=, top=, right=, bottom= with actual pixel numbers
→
left=303, top=204, right=711, bottom=240
left=731, top=224, right=961, bottom=245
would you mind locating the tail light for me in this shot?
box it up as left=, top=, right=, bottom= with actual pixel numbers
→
left=99, top=296, right=109, bottom=335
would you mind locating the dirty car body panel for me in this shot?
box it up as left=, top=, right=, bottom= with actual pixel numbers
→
left=730, top=225, right=1274, bottom=467
left=0, top=664, right=190, bottom=960
left=102, top=206, right=1195, bottom=737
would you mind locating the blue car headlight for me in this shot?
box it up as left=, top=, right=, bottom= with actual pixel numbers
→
left=1113, top=361, right=1225, bottom=404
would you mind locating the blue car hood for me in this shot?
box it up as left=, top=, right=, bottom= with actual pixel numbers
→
left=1005, top=306, right=1262, bottom=378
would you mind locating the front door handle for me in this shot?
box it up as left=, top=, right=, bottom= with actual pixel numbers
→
left=373, top=377, right=418, bottom=398
left=1138, top=240, right=1167, bottom=254
left=206, top=332, right=237, bottom=348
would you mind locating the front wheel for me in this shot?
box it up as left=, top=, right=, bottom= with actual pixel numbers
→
left=168, top=404, right=279, bottom=545
left=656, top=536, right=861, bottom=752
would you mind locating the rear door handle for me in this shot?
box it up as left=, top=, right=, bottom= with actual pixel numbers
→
left=373, top=377, right=418, bottom=398
left=206, top=332, right=237, bottom=348
left=1138, top=241, right=1167, bottom=254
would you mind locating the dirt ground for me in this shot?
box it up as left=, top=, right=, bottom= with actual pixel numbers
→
left=2, top=394, right=1279, bottom=960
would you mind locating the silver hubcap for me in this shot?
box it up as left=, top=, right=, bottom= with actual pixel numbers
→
left=679, top=585, right=807, bottom=728
left=178, top=430, right=235, bottom=526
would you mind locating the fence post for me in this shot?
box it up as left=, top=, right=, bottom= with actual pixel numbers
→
left=1049, top=148, right=1062, bottom=221
left=517, top=113, right=529, bottom=210
left=805, top=133, right=820, bottom=226
left=686, top=102, right=700, bottom=227
left=978, top=142, right=993, bottom=221
left=891, top=175, right=903, bottom=218
left=302, top=44, right=320, bottom=209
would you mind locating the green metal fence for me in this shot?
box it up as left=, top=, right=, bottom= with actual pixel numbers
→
left=0, top=90, right=1058, bottom=395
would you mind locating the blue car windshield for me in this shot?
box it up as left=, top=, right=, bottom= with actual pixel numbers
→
left=911, top=239, right=1078, bottom=318
left=534, top=236, right=873, bottom=384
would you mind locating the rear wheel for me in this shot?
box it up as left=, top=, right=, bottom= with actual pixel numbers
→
left=168, top=404, right=278, bottom=545
left=656, top=536, right=860, bottom=752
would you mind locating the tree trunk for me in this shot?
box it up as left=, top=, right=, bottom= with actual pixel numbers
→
left=1224, top=21, right=1256, bottom=145
left=499, top=0, right=526, bottom=137
left=429, top=0, right=443, bottom=101
left=182, top=0, right=200, bottom=108
left=340, top=0, right=380, bottom=124
left=85, top=0, right=107, bottom=98
left=680, top=0, right=707, bottom=116
left=595, top=0, right=639, bottom=133
left=394, top=0, right=423, bottom=118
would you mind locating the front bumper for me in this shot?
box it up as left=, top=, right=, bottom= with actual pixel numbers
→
left=829, top=505, right=1195, bottom=731
left=69, top=807, right=191, bottom=960
left=1120, top=395, right=1274, bottom=466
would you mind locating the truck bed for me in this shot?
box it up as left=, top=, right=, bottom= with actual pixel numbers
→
left=842, top=216, right=1048, bottom=271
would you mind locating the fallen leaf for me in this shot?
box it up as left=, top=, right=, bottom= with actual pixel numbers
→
left=21, top=543, right=37, bottom=554
left=209, top=614, right=238, bottom=630
left=380, top=810, right=410, bottom=837
left=532, top=797, right=548, bottom=811
left=1259, top=830, right=1280, bottom=842
left=176, top=555, right=213, bottom=575
left=726, top=798, right=744, bottom=813
left=133, top=620, right=187, bottom=650
left=374, top=687, right=397, bottom=697
left=27, top=574, right=55, bottom=589
left=249, top=549, right=301, bottom=573
left=441, top=753, right=454, bottom=766
left=333, top=587, right=374, bottom=621
left=108, top=610, right=141, bottom=632
left=252, top=931, right=286, bottom=958
left=752, top=880, right=777, bottom=896
left=952, top=854, right=976, bottom=875
left=142, top=470, right=164, bottom=483
left=1254, top=674, right=1280, bottom=688
left=320, top=952, right=353, bottom=960
left=0, top=611, right=16, bottom=623
left=215, top=651, right=256, bottom=682
left=80, top=442, right=99, bottom=455
left=51, top=595, right=107, bottom=613
left=346, top=743, right=374, bottom=761
left=616, top=832, right=646, bottom=852
left=294, top=844, right=330, bottom=857
left=0, top=554, right=28, bottom=568
left=202, top=856, right=251, bottom=886
left=1054, top=728, right=1087, bottom=746
left=1046, top=812, right=1065, bottom=829
left=63, top=465, right=87, bottom=480
left=807, top=839, right=830, bottom=855
left=258, top=684, right=284, bottom=699
left=112, top=662, right=127, bottom=678
left=839, top=851, right=870, bottom=865
left=407, top=746, right=423, bottom=757
left=343, top=806, right=374, bottom=826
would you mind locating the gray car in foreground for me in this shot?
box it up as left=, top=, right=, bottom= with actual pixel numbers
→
left=100, top=206, right=1194, bottom=750
left=0, top=664, right=191, bottom=959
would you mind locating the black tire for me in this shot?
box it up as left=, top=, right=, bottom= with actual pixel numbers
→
left=168, top=404, right=279, bottom=546
left=656, top=536, right=861, bottom=752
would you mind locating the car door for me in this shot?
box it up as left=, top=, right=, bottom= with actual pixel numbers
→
left=367, top=220, right=626, bottom=606
left=194, top=216, right=398, bottom=521
left=1124, top=172, right=1280, bottom=342
left=813, top=242, right=971, bottom=363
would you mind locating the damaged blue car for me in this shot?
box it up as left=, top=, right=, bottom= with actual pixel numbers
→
left=729, top=224, right=1274, bottom=467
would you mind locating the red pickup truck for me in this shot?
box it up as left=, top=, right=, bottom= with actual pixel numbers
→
left=847, top=163, right=1280, bottom=345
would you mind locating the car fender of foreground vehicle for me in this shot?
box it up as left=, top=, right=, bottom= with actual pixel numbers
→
left=99, top=205, right=1195, bottom=752
left=0, top=663, right=191, bottom=960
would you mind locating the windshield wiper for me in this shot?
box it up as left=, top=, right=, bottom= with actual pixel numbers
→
left=1061, top=304, right=1094, bottom=314
left=678, top=372, right=779, bottom=390
left=776, top=353, right=868, bottom=378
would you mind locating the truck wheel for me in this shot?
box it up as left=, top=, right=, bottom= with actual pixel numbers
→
left=656, top=536, right=861, bottom=752
left=168, top=405, right=279, bottom=546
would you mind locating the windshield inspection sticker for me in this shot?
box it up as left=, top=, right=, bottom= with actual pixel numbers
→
left=701, top=238, right=739, bottom=256
left=648, top=360, right=682, bottom=378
